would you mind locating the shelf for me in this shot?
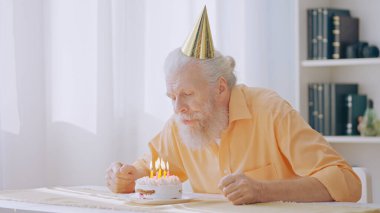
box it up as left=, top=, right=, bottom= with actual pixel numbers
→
left=325, top=136, right=380, bottom=144
left=301, top=58, right=380, bottom=67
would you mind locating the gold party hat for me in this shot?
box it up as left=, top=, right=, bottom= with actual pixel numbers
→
left=181, top=6, right=215, bottom=59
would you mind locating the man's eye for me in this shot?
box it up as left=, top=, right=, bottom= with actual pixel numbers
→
left=184, top=92, right=192, bottom=96
left=166, top=93, right=176, bottom=101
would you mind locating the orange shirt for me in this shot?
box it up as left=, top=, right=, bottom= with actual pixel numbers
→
left=133, top=84, right=361, bottom=202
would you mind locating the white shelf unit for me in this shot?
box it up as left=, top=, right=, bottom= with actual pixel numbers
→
left=302, top=58, right=380, bottom=67
left=295, top=0, right=380, bottom=129
left=326, top=136, right=380, bottom=144
left=295, top=0, right=380, bottom=203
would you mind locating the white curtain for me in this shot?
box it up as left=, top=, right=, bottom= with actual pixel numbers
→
left=0, top=0, right=294, bottom=189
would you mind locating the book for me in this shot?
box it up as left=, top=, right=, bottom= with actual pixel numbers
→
left=332, top=16, right=359, bottom=59
left=313, top=84, right=319, bottom=131
left=317, top=9, right=323, bottom=59
left=346, top=94, right=367, bottom=135
left=308, top=83, right=315, bottom=128
left=318, top=84, right=324, bottom=133
left=321, top=8, right=351, bottom=59
left=307, top=10, right=313, bottom=59
left=312, top=9, right=318, bottom=59
left=307, top=83, right=320, bottom=131
left=323, top=83, right=331, bottom=135
left=330, top=84, right=358, bottom=135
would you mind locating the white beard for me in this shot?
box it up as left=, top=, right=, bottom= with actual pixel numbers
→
left=175, top=97, right=229, bottom=150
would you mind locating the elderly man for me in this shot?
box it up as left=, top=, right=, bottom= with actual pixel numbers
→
left=106, top=7, right=361, bottom=205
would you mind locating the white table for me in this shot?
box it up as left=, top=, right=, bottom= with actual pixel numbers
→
left=0, top=186, right=379, bottom=213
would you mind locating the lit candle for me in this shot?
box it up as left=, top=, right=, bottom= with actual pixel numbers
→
left=161, top=159, right=166, bottom=177
left=157, top=158, right=162, bottom=178
left=166, top=161, right=170, bottom=176
left=155, top=158, right=160, bottom=178
left=149, top=161, right=153, bottom=178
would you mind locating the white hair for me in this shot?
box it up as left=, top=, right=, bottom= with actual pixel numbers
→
left=175, top=95, right=228, bottom=150
left=164, top=48, right=237, bottom=89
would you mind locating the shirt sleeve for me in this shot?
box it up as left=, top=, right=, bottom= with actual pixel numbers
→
left=133, top=119, right=188, bottom=182
left=275, top=107, right=361, bottom=202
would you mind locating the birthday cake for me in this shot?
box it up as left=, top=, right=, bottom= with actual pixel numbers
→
left=135, top=175, right=182, bottom=199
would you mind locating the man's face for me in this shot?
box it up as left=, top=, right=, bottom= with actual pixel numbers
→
left=166, top=64, right=211, bottom=126
left=166, top=64, right=228, bottom=149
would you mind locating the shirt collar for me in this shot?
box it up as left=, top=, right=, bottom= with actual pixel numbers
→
left=228, top=85, right=252, bottom=123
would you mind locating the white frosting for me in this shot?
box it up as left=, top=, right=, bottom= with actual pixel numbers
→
left=135, top=176, right=182, bottom=199
left=135, top=176, right=181, bottom=186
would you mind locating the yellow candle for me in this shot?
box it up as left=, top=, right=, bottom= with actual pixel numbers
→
left=155, top=158, right=160, bottom=177
left=156, top=158, right=162, bottom=178
left=166, top=161, right=170, bottom=176
left=158, top=168, right=162, bottom=178
left=161, top=159, right=166, bottom=177
left=149, top=161, right=153, bottom=178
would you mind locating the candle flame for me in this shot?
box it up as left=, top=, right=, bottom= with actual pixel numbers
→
left=161, top=159, right=166, bottom=170
left=155, top=158, right=160, bottom=169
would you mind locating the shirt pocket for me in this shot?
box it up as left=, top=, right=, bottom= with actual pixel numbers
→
left=244, top=163, right=278, bottom=181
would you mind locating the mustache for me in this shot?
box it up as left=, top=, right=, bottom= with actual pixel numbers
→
left=176, top=112, right=204, bottom=121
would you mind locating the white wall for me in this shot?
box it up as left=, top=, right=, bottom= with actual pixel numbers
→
left=43, top=0, right=140, bottom=186
left=1, top=0, right=46, bottom=189
left=331, top=143, right=379, bottom=203
left=217, top=0, right=296, bottom=106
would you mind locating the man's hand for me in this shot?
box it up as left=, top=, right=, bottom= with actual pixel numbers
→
left=219, top=173, right=334, bottom=204
left=218, top=173, right=263, bottom=205
left=106, top=162, right=137, bottom=193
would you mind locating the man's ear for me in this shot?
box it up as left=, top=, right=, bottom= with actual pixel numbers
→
left=218, top=77, right=228, bottom=95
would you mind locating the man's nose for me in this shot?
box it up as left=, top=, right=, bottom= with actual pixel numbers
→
left=174, top=98, right=188, bottom=114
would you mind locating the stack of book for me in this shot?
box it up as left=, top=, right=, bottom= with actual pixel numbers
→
left=308, top=83, right=367, bottom=135
left=307, top=8, right=359, bottom=59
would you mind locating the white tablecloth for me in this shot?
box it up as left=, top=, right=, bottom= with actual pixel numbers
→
left=0, top=186, right=379, bottom=213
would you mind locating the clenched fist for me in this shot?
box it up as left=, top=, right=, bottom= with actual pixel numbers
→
left=106, top=162, right=137, bottom=193
left=218, top=173, right=264, bottom=205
